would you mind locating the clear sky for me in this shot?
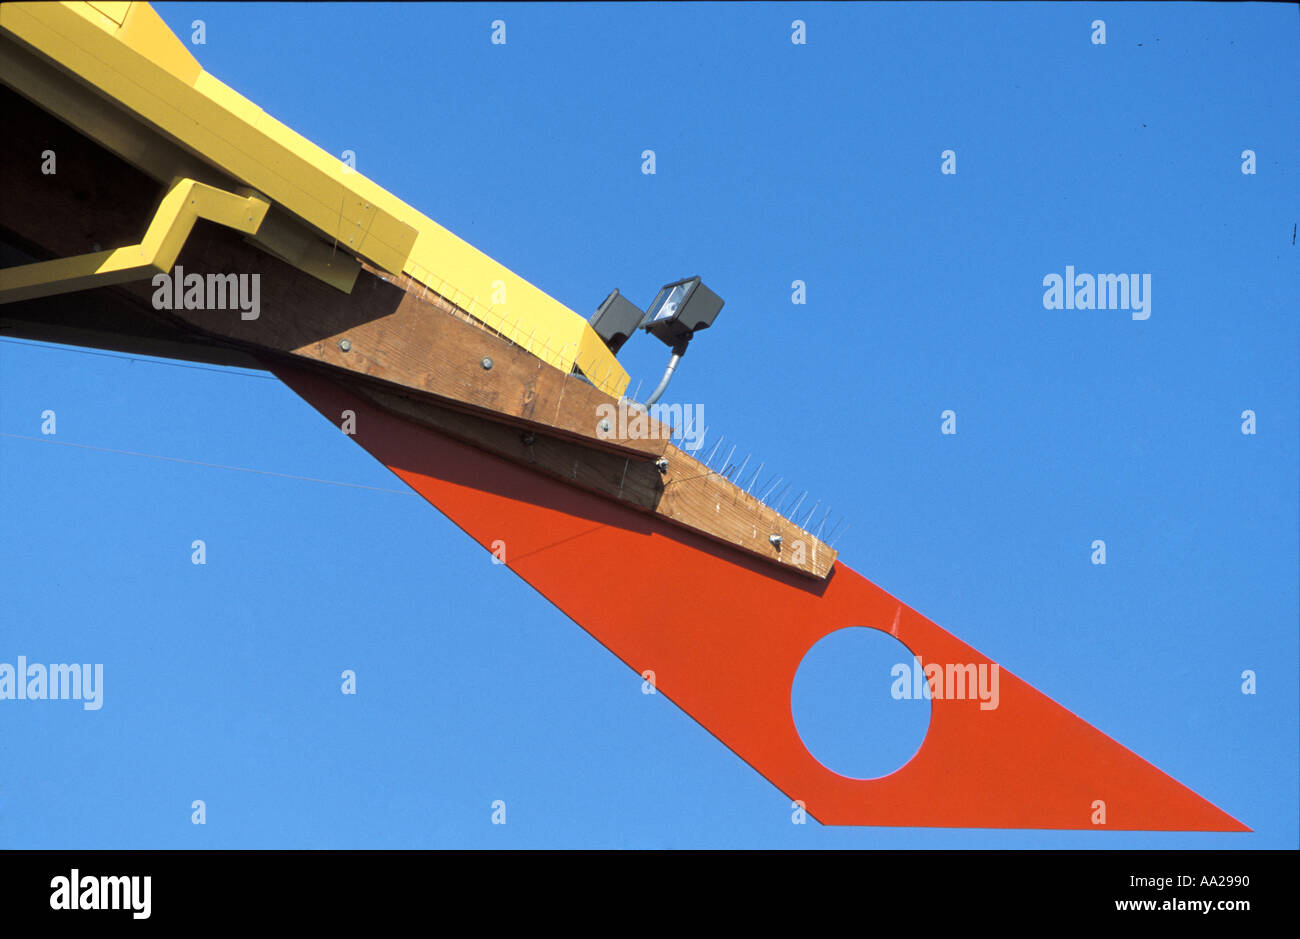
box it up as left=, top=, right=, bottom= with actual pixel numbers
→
left=1, top=2, right=1296, bottom=848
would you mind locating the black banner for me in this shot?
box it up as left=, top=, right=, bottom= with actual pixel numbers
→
left=0, top=849, right=1288, bottom=925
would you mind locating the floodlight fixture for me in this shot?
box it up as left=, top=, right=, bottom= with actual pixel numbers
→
left=639, top=275, right=724, bottom=354
left=633, top=276, right=725, bottom=407
left=588, top=288, right=644, bottom=356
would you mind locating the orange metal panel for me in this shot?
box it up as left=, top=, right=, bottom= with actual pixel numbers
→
left=271, top=361, right=1247, bottom=831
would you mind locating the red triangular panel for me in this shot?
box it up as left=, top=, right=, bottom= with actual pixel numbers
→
left=272, top=363, right=1247, bottom=831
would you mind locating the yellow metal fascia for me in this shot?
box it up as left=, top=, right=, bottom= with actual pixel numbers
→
left=0, top=2, right=418, bottom=275
left=202, top=79, right=630, bottom=391
left=327, top=146, right=629, bottom=392
left=0, top=1, right=630, bottom=396
left=0, top=33, right=234, bottom=190
left=244, top=208, right=361, bottom=295
left=0, top=32, right=357, bottom=296
left=72, top=1, right=127, bottom=29
left=116, top=1, right=201, bottom=85
left=0, top=177, right=269, bottom=304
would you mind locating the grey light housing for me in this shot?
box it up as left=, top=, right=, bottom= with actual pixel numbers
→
left=639, top=276, right=723, bottom=351
left=588, top=288, right=645, bottom=355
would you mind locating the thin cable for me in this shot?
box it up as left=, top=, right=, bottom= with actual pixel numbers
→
left=0, top=337, right=275, bottom=379
left=0, top=433, right=415, bottom=496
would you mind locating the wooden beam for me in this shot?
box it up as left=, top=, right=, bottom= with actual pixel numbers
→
left=0, top=82, right=836, bottom=578
left=351, top=383, right=836, bottom=578
left=146, top=238, right=672, bottom=460
left=0, top=85, right=668, bottom=459
left=357, top=384, right=664, bottom=512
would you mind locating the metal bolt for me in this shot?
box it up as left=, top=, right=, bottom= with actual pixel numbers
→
left=769, top=533, right=783, bottom=549
left=598, top=419, right=611, bottom=434
left=521, top=432, right=536, bottom=446
left=655, top=457, right=669, bottom=473
left=481, top=356, right=493, bottom=370
left=338, top=339, right=351, bottom=352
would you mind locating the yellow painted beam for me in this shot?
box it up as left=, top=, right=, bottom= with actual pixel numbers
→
left=0, top=3, right=417, bottom=274
left=0, top=33, right=234, bottom=190
left=115, top=1, right=200, bottom=85
left=0, top=32, right=356, bottom=296
left=244, top=208, right=361, bottom=295
left=0, top=177, right=269, bottom=304
left=0, top=1, right=630, bottom=395
left=83, top=2, right=130, bottom=28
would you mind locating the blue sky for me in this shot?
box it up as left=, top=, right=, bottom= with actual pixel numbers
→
left=1, top=2, right=1296, bottom=847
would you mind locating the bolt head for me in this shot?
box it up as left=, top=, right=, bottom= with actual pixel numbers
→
left=338, top=339, right=351, bottom=352
left=481, top=356, right=494, bottom=370
left=769, top=533, right=783, bottom=548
